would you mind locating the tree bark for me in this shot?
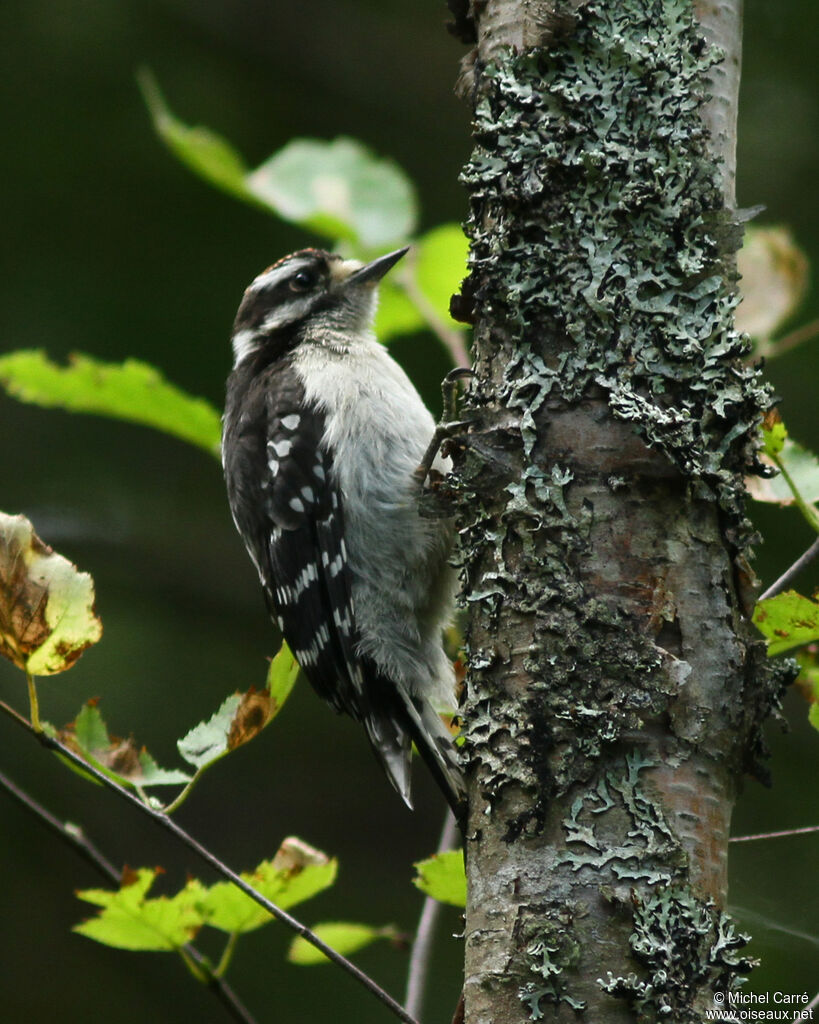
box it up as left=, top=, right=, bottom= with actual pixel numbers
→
left=448, top=1, right=789, bottom=1020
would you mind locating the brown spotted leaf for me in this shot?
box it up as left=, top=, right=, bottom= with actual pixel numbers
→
left=753, top=590, right=819, bottom=656
left=59, top=702, right=191, bottom=788
left=177, top=641, right=299, bottom=770
left=0, top=512, right=102, bottom=675
left=197, top=837, right=337, bottom=934
left=227, top=687, right=271, bottom=749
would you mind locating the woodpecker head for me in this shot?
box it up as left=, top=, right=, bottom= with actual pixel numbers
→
left=230, top=246, right=408, bottom=367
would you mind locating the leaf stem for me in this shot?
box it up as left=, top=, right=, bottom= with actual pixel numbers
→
left=772, top=452, right=819, bottom=534
left=25, top=673, right=41, bottom=732
left=178, top=945, right=210, bottom=984
left=163, top=764, right=207, bottom=816
left=398, top=262, right=471, bottom=370
left=0, top=697, right=421, bottom=1024
left=0, top=764, right=257, bottom=1024
left=216, top=930, right=242, bottom=979
left=761, top=317, right=819, bottom=361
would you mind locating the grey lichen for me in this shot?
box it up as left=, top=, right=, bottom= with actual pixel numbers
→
left=455, top=0, right=777, bottom=817
left=561, top=751, right=685, bottom=883
left=454, top=1, right=780, bottom=1018
left=599, top=887, right=755, bottom=1022
left=460, top=0, right=772, bottom=525
left=518, top=914, right=587, bottom=1018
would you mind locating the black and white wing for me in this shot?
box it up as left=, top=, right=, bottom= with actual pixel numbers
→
left=223, top=359, right=413, bottom=801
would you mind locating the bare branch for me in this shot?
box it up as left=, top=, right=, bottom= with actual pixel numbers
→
left=0, top=767, right=258, bottom=1024
left=730, top=823, right=819, bottom=844
left=759, top=536, right=819, bottom=600
left=0, top=698, right=420, bottom=1024
left=404, top=810, right=460, bottom=1018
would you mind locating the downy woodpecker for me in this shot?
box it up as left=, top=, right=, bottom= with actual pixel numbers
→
left=222, top=247, right=464, bottom=813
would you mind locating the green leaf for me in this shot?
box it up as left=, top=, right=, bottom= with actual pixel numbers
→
left=247, top=137, right=418, bottom=247
left=287, top=921, right=396, bottom=966
left=0, top=512, right=102, bottom=675
left=412, top=849, right=466, bottom=907
left=373, top=225, right=470, bottom=344
left=177, top=694, right=241, bottom=771
left=62, top=702, right=192, bottom=789
left=73, top=702, right=110, bottom=751
left=761, top=415, right=787, bottom=459
left=753, top=590, right=819, bottom=656
left=415, top=224, right=470, bottom=329
left=74, top=868, right=205, bottom=951
left=137, top=749, right=195, bottom=787
left=795, top=649, right=819, bottom=733
left=749, top=435, right=819, bottom=506
left=0, top=351, right=222, bottom=457
left=266, top=641, right=300, bottom=715
left=199, top=839, right=337, bottom=935
left=139, top=69, right=257, bottom=206
left=141, top=75, right=417, bottom=246
left=177, top=642, right=299, bottom=771
left=374, top=279, right=425, bottom=342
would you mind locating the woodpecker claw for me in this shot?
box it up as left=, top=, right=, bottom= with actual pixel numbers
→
left=416, top=368, right=475, bottom=487
left=442, top=367, right=475, bottom=423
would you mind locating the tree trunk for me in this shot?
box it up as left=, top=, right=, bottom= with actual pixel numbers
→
left=448, top=1, right=789, bottom=1020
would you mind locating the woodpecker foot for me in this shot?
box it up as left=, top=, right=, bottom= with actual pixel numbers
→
left=442, top=366, right=474, bottom=422
left=415, top=368, right=475, bottom=487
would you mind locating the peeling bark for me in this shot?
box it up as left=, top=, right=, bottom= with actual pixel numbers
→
left=449, top=1, right=790, bottom=1021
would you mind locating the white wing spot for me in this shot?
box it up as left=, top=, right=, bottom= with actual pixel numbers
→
left=301, top=486, right=315, bottom=504
left=281, top=413, right=301, bottom=430
left=294, top=645, right=318, bottom=667
left=313, top=462, right=326, bottom=482
left=271, top=439, right=292, bottom=458
left=268, top=458, right=280, bottom=477
left=332, top=606, right=354, bottom=636
left=289, top=497, right=305, bottom=513
left=293, top=563, right=319, bottom=597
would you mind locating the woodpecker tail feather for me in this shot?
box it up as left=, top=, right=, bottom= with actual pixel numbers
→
left=361, top=688, right=465, bottom=819
left=361, top=711, right=414, bottom=809
left=400, top=695, right=465, bottom=820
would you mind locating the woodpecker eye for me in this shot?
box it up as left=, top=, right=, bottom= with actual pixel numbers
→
left=289, top=269, right=319, bottom=292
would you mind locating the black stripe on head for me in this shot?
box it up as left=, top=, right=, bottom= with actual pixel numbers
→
left=231, top=250, right=335, bottom=365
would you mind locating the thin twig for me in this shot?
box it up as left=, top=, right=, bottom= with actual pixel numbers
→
left=763, top=318, right=819, bottom=361
left=398, top=263, right=471, bottom=370
left=0, top=766, right=257, bottom=1024
left=405, top=810, right=460, bottom=1019
left=759, top=535, right=819, bottom=600
left=0, top=767, right=121, bottom=879
left=0, top=698, right=420, bottom=1024
left=730, top=823, right=819, bottom=844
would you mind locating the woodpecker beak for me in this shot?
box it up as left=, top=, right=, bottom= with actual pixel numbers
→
left=344, top=247, right=409, bottom=287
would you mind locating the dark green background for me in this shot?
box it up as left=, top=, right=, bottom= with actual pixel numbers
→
left=1, top=2, right=817, bottom=1021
